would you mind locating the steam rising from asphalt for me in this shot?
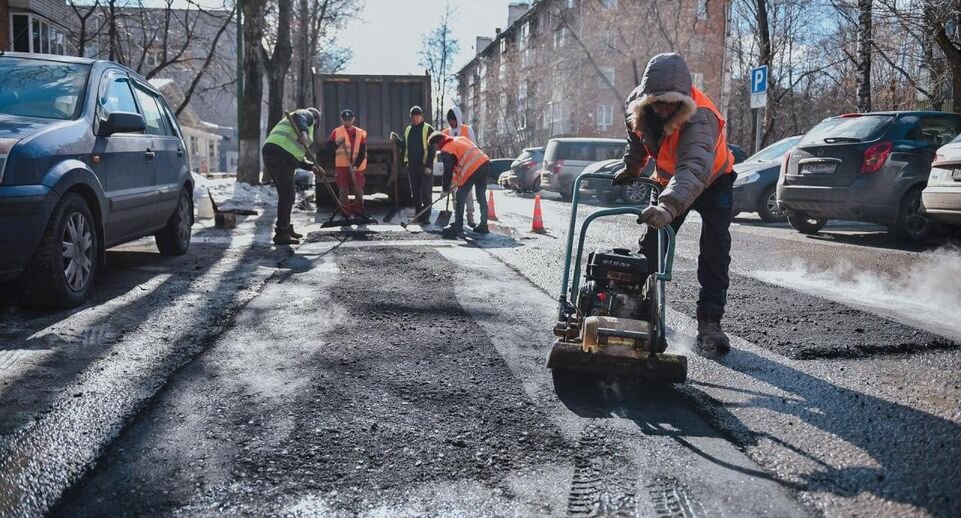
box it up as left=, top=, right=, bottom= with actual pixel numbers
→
left=752, top=247, right=961, bottom=341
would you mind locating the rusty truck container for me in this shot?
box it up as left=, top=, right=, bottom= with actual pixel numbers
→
left=312, top=73, right=431, bottom=206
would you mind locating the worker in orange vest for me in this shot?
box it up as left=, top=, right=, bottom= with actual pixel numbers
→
left=441, top=106, right=478, bottom=227
left=428, top=132, right=490, bottom=238
left=613, top=53, right=736, bottom=353
left=326, top=109, right=368, bottom=217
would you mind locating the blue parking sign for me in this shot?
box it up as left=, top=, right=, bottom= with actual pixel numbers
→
left=751, top=65, right=768, bottom=94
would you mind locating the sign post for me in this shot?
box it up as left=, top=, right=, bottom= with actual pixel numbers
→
left=750, top=65, right=768, bottom=154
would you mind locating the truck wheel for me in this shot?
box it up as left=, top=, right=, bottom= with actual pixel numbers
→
left=156, top=190, right=192, bottom=255
left=786, top=212, right=827, bottom=234
left=889, top=187, right=932, bottom=243
left=20, top=193, right=99, bottom=308
left=757, top=185, right=785, bottom=222
left=315, top=183, right=339, bottom=207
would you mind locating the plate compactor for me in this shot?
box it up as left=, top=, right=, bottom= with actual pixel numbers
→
left=547, top=173, right=687, bottom=384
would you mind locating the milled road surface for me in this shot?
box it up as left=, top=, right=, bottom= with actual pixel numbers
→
left=1, top=187, right=959, bottom=516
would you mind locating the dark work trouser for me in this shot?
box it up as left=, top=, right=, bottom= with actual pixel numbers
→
left=262, top=143, right=298, bottom=232
left=640, top=172, right=735, bottom=320
left=454, top=162, right=489, bottom=229
left=407, top=163, right=433, bottom=221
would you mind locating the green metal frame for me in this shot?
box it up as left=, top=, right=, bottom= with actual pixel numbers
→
left=557, top=172, right=676, bottom=335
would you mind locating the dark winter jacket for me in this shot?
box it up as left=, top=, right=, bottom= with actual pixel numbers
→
left=623, top=53, right=725, bottom=216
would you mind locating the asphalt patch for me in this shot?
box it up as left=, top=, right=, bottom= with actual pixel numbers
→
left=668, top=262, right=960, bottom=359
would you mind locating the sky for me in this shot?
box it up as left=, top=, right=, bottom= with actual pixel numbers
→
left=339, top=0, right=517, bottom=75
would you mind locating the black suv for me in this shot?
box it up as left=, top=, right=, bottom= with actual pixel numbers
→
left=778, top=111, right=961, bottom=242
left=0, top=53, right=193, bottom=307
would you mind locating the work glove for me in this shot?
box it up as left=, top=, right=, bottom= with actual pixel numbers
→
left=424, top=167, right=432, bottom=176
left=612, top=166, right=639, bottom=186
left=639, top=204, right=674, bottom=229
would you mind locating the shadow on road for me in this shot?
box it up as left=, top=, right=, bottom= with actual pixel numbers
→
left=708, top=348, right=960, bottom=515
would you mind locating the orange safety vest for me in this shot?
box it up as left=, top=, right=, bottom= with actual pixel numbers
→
left=440, top=136, right=489, bottom=187
left=635, top=86, right=733, bottom=187
left=442, top=123, right=473, bottom=142
left=333, top=126, right=367, bottom=171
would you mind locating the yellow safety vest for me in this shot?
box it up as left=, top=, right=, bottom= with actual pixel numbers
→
left=403, top=123, right=432, bottom=164
left=265, top=116, right=315, bottom=162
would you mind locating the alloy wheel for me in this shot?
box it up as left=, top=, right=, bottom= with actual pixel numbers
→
left=62, top=212, right=93, bottom=292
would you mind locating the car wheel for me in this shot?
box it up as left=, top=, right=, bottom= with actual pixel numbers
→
left=786, top=212, right=827, bottom=234
left=20, top=193, right=99, bottom=308
left=889, top=187, right=932, bottom=243
left=757, top=185, right=786, bottom=222
left=621, top=183, right=651, bottom=205
left=156, top=190, right=192, bottom=255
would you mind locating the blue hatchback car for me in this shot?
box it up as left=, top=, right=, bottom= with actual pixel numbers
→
left=0, top=53, right=193, bottom=307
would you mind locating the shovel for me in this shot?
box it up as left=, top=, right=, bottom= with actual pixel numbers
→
left=434, top=192, right=452, bottom=227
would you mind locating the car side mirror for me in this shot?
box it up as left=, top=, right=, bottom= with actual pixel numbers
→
left=100, top=112, right=146, bottom=136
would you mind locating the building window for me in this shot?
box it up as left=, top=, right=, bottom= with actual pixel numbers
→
left=567, top=0, right=576, bottom=8
left=500, top=38, right=508, bottom=54
left=597, top=105, right=614, bottom=131
left=553, top=27, right=566, bottom=49
left=691, top=72, right=704, bottom=90
left=145, top=48, right=163, bottom=68
left=598, top=66, right=615, bottom=89
left=697, top=0, right=709, bottom=20
left=190, top=136, right=199, bottom=156
left=600, top=0, right=617, bottom=8
left=11, top=15, right=29, bottom=52
left=12, top=14, right=67, bottom=55
left=601, top=31, right=616, bottom=50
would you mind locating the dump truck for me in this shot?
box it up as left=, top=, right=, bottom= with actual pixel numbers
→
left=312, top=73, right=432, bottom=207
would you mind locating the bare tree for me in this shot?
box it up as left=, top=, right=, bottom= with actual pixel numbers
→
left=238, top=0, right=266, bottom=185
left=856, top=0, right=874, bottom=111
left=419, top=2, right=460, bottom=128
left=261, top=0, right=294, bottom=131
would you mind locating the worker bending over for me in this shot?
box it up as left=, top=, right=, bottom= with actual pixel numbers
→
left=391, top=106, right=435, bottom=224
left=326, top=109, right=368, bottom=217
left=262, top=107, right=322, bottom=245
left=613, top=53, right=735, bottom=352
left=442, top=106, right=478, bottom=227
left=428, top=132, right=490, bottom=238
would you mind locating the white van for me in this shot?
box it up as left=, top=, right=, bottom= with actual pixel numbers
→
left=539, top=137, right=627, bottom=200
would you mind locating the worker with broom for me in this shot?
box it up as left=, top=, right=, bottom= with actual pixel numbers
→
left=441, top=106, right=478, bottom=228
left=428, top=132, right=490, bottom=238
left=326, top=109, right=368, bottom=219
left=262, top=107, right=323, bottom=245
left=613, top=53, right=736, bottom=353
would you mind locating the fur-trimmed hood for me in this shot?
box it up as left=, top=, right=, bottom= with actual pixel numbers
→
left=626, top=53, right=697, bottom=137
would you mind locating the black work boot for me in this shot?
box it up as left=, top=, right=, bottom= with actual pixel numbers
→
left=472, top=221, right=490, bottom=234
left=441, top=223, right=464, bottom=239
left=696, top=310, right=730, bottom=353
left=273, top=228, right=300, bottom=246
left=288, top=225, right=304, bottom=239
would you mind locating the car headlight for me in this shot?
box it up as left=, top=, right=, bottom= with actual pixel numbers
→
left=733, top=172, right=759, bottom=187
left=0, top=138, right=18, bottom=184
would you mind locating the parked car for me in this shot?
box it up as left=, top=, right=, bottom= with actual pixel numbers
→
left=733, top=135, right=801, bottom=222
left=922, top=134, right=961, bottom=228
left=0, top=53, right=193, bottom=307
left=777, top=111, right=961, bottom=241
left=728, top=143, right=748, bottom=164
left=487, top=158, right=513, bottom=184
left=578, top=158, right=655, bottom=204
left=539, top=138, right=627, bottom=200
left=499, top=146, right=545, bottom=192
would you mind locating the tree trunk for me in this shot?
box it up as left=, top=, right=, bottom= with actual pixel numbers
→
left=296, top=0, right=310, bottom=107
left=108, top=0, right=118, bottom=62
left=265, top=0, right=294, bottom=132
left=856, top=0, right=873, bottom=113
left=238, top=1, right=265, bottom=185
left=753, top=0, right=773, bottom=152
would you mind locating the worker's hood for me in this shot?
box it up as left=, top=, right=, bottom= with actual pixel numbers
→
left=626, top=53, right=697, bottom=137
left=446, top=105, right=465, bottom=125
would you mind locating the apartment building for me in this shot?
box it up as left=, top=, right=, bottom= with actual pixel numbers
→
left=456, top=0, right=731, bottom=157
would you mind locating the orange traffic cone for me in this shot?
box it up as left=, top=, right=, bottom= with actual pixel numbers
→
left=532, top=194, right=546, bottom=234
left=487, top=191, right=498, bottom=221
